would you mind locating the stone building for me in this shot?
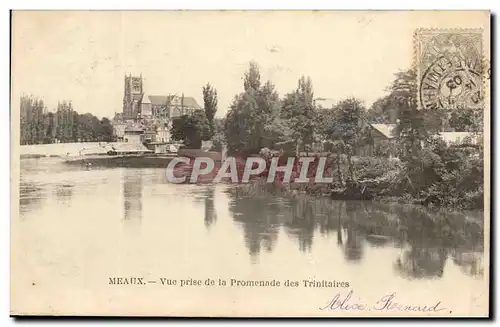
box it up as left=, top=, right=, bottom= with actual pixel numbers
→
left=123, top=125, right=145, bottom=144
left=115, top=74, right=202, bottom=144
left=122, top=74, right=201, bottom=120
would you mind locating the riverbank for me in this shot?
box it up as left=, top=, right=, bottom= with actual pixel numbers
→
left=19, top=141, right=157, bottom=159
left=20, top=142, right=115, bottom=158
left=19, top=142, right=484, bottom=210
left=228, top=179, right=483, bottom=211
left=63, top=154, right=178, bottom=168
left=226, top=154, right=484, bottom=211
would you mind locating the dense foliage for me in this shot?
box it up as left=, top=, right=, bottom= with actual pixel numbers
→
left=223, top=64, right=484, bottom=210
left=224, top=62, right=287, bottom=154
left=281, top=76, right=317, bottom=152
left=170, top=109, right=212, bottom=149
left=202, top=83, right=218, bottom=137
left=20, top=95, right=114, bottom=145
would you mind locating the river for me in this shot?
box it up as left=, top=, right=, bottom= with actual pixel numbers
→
left=12, top=157, right=487, bottom=316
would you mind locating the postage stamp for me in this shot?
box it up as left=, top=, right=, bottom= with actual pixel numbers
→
left=415, top=29, right=484, bottom=110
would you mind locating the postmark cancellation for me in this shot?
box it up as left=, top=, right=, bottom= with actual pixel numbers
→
left=415, top=29, right=484, bottom=111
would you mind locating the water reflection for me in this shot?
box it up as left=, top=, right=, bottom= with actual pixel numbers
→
left=229, top=197, right=280, bottom=260
left=17, top=159, right=485, bottom=283
left=54, top=183, right=74, bottom=206
left=226, top=191, right=484, bottom=279
left=394, top=246, right=447, bottom=279
left=284, top=198, right=316, bottom=252
left=19, top=182, right=45, bottom=215
left=342, top=202, right=366, bottom=263
left=204, top=186, right=217, bottom=229
left=452, top=250, right=484, bottom=278
left=122, top=170, right=143, bottom=221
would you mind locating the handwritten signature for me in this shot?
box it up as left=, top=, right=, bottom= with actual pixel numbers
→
left=319, top=290, right=447, bottom=313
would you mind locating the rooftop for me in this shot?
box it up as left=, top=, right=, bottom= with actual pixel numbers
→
left=124, top=125, right=145, bottom=133
left=370, top=123, right=396, bottom=139
left=147, top=95, right=201, bottom=109
left=141, top=93, right=152, bottom=104
left=369, top=124, right=477, bottom=144
left=438, top=132, right=475, bottom=144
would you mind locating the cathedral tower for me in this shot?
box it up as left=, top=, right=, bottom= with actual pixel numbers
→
left=123, top=73, right=143, bottom=119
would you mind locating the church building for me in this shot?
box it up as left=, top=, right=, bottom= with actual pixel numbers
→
left=122, top=74, right=201, bottom=120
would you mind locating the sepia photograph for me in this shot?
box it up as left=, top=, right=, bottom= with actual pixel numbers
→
left=10, top=10, right=490, bottom=317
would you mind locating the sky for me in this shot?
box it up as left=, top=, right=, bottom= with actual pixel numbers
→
left=11, top=11, right=489, bottom=119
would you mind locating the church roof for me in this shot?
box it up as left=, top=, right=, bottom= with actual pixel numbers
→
left=147, top=95, right=201, bottom=109
left=177, top=96, right=202, bottom=109
left=147, top=95, right=170, bottom=105
left=141, top=93, right=152, bottom=104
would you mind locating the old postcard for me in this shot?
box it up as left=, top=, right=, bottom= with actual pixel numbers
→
left=10, top=10, right=490, bottom=317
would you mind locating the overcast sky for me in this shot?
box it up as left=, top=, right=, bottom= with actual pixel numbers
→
left=11, top=11, right=489, bottom=118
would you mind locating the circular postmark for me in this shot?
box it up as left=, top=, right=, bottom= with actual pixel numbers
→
left=419, top=33, right=483, bottom=110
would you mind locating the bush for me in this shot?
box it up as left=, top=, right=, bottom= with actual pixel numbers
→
left=410, top=139, right=484, bottom=210
left=422, top=154, right=483, bottom=210
left=210, top=132, right=225, bottom=152
left=226, top=139, right=484, bottom=210
left=353, top=157, right=401, bottom=180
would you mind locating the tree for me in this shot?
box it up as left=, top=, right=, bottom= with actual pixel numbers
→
left=171, top=110, right=211, bottom=149
left=281, top=76, right=317, bottom=154
left=44, top=112, right=56, bottom=143
left=99, top=117, right=114, bottom=142
left=388, top=70, right=429, bottom=159
left=56, top=100, right=75, bottom=142
left=224, top=62, right=283, bottom=154
left=243, top=61, right=261, bottom=91
left=20, top=95, right=115, bottom=144
left=210, top=118, right=226, bottom=152
left=224, top=92, right=258, bottom=154
left=449, top=107, right=483, bottom=132
left=20, top=95, right=45, bottom=145
left=74, top=113, right=93, bottom=141
left=366, top=96, right=395, bottom=123
left=316, top=108, right=337, bottom=142
left=202, top=83, right=218, bottom=137
left=255, top=81, right=284, bottom=147
left=323, top=98, right=367, bottom=181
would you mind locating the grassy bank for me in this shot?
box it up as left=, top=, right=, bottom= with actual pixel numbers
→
left=228, top=149, right=484, bottom=211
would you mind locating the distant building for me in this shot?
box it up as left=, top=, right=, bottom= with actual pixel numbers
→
left=169, top=95, right=201, bottom=117
left=114, top=74, right=201, bottom=144
left=143, top=129, right=156, bottom=143
left=123, top=74, right=201, bottom=120
left=438, top=132, right=477, bottom=145
left=113, top=122, right=126, bottom=142
left=124, top=125, right=145, bottom=143
left=370, top=124, right=397, bottom=143
left=363, top=123, right=477, bottom=157
left=360, top=124, right=398, bottom=157
left=156, top=125, right=170, bottom=143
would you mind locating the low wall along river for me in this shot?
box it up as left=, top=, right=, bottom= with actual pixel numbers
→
left=20, top=142, right=121, bottom=158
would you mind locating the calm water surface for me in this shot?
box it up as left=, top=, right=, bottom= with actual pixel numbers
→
left=14, top=157, right=486, bottom=315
